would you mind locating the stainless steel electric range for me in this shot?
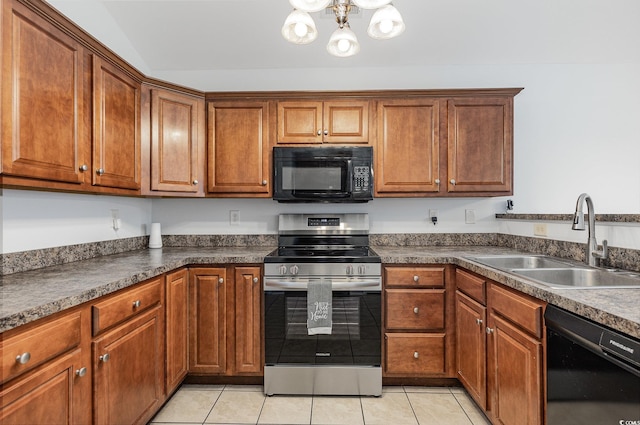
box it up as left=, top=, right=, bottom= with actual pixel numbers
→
left=263, top=213, right=382, bottom=396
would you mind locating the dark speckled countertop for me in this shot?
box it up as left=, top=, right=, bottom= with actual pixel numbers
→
left=1, top=246, right=639, bottom=340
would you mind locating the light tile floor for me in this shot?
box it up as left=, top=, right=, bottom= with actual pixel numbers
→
left=148, top=384, right=491, bottom=425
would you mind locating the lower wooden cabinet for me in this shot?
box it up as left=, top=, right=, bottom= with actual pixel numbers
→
left=455, top=268, right=545, bottom=425
left=165, top=268, right=189, bottom=394
left=383, top=265, right=455, bottom=379
left=92, top=277, right=165, bottom=425
left=189, top=266, right=262, bottom=376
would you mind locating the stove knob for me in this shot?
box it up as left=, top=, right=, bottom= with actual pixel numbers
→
left=358, top=265, right=366, bottom=275
left=346, top=265, right=354, bottom=275
left=279, top=265, right=287, bottom=275
left=290, top=265, right=299, bottom=275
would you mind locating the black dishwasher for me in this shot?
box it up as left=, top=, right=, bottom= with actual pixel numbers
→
left=545, top=305, right=640, bottom=425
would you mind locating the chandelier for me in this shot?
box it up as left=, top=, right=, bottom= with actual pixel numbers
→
left=281, top=0, right=405, bottom=57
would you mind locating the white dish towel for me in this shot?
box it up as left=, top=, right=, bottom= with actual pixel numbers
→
left=307, top=279, right=332, bottom=335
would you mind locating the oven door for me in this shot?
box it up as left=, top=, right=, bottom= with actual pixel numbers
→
left=264, top=279, right=381, bottom=366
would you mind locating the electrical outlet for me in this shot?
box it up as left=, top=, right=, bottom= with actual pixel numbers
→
left=429, top=209, right=438, bottom=225
left=533, top=223, right=548, bottom=237
left=465, top=209, right=475, bottom=224
left=229, top=210, right=240, bottom=226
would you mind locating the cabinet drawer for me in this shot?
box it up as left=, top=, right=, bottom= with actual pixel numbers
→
left=489, top=283, right=545, bottom=338
left=385, top=289, right=445, bottom=330
left=384, top=266, right=445, bottom=288
left=385, top=333, right=445, bottom=375
left=92, top=277, right=162, bottom=335
left=1, top=311, right=82, bottom=384
left=456, top=268, right=486, bottom=304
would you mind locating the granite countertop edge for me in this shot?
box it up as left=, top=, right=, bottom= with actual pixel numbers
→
left=1, top=246, right=639, bottom=340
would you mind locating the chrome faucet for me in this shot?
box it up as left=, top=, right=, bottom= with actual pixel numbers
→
left=572, top=193, right=608, bottom=267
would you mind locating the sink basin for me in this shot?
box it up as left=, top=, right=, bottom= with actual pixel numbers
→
left=512, top=268, right=640, bottom=289
left=467, top=255, right=573, bottom=270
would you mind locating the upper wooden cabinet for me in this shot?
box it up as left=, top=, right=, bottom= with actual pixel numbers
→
left=1, top=0, right=87, bottom=185
left=277, top=100, right=370, bottom=144
left=141, top=87, right=205, bottom=196
left=447, top=97, right=513, bottom=194
left=92, top=55, right=141, bottom=191
left=207, top=101, right=271, bottom=196
left=375, top=99, right=441, bottom=195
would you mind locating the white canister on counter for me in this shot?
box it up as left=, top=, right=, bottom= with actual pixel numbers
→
left=149, top=223, right=162, bottom=248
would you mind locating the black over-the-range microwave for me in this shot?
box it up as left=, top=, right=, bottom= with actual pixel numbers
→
left=272, top=146, right=373, bottom=203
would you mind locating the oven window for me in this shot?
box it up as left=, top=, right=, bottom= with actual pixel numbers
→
left=265, top=291, right=381, bottom=366
left=281, top=164, right=345, bottom=191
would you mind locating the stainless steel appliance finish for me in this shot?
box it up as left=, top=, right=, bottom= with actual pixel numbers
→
left=264, top=213, right=382, bottom=396
left=545, top=305, right=640, bottom=424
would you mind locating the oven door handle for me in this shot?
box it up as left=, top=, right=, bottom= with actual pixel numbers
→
left=263, top=279, right=381, bottom=291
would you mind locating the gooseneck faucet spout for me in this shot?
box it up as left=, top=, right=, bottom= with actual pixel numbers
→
left=572, top=193, right=608, bottom=267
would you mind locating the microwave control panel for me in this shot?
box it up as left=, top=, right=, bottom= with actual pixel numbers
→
left=353, top=166, right=371, bottom=192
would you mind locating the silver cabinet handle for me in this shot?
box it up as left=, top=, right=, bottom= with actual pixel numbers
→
left=413, top=275, right=419, bottom=282
left=450, top=179, right=456, bottom=185
left=132, top=300, right=141, bottom=308
left=486, top=327, right=494, bottom=334
left=323, top=129, right=328, bottom=136
left=476, top=318, right=483, bottom=326
left=99, top=353, right=110, bottom=363
left=192, top=179, right=199, bottom=185
left=79, top=164, right=88, bottom=171
left=218, top=278, right=224, bottom=284
left=317, top=129, right=322, bottom=136
left=262, top=180, right=268, bottom=186
left=96, top=168, right=105, bottom=176
left=15, top=352, right=31, bottom=365
left=253, top=277, right=259, bottom=283
left=413, top=307, right=419, bottom=314
left=76, top=367, right=87, bottom=377
left=413, top=351, right=419, bottom=359
left=435, top=178, right=440, bottom=185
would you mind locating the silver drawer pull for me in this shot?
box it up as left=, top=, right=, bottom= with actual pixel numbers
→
left=413, top=307, right=419, bottom=314
left=99, top=353, right=110, bottom=363
left=15, top=352, right=31, bottom=365
left=218, top=278, right=224, bottom=284
left=96, top=168, right=105, bottom=176
left=476, top=318, right=483, bottom=326
left=486, top=327, right=494, bottom=334
left=132, top=300, right=141, bottom=308
left=413, top=275, right=419, bottom=282
left=413, top=351, right=419, bottom=359
left=76, top=367, right=87, bottom=377
left=253, top=277, right=259, bottom=283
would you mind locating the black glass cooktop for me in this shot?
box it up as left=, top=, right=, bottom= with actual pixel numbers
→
left=264, top=247, right=380, bottom=263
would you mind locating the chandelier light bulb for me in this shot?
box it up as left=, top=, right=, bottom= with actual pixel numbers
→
left=327, top=26, right=360, bottom=57
left=294, top=21, right=308, bottom=37
left=378, top=18, right=393, bottom=35
left=337, top=38, right=351, bottom=52
left=367, top=4, right=405, bottom=39
left=282, top=9, right=318, bottom=44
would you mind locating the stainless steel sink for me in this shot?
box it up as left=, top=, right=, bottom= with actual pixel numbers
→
left=466, top=254, right=640, bottom=289
left=467, top=255, right=574, bottom=270
left=512, top=268, right=640, bottom=289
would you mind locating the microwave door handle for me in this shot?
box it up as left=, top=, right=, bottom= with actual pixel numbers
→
left=347, top=160, right=353, bottom=192
left=292, top=191, right=350, bottom=198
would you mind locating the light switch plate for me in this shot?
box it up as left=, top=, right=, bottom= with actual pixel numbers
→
left=229, top=210, right=240, bottom=225
left=465, top=209, right=475, bottom=224
left=534, top=223, right=548, bottom=236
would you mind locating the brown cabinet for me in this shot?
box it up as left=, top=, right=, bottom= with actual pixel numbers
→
left=375, top=91, right=519, bottom=197
left=165, top=268, right=189, bottom=394
left=92, top=277, right=164, bottom=425
left=207, top=101, right=271, bottom=196
left=189, top=266, right=262, bottom=376
left=1, top=0, right=87, bottom=185
left=142, top=87, right=205, bottom=195
left=0, top=307, right=91, bottom=425
left=92, top=55, right=141, bottom=191
left=455, top=268, right=545, bottom=425
left=277, top=100, right=370, bottom=144
left=383, top=265, right=455, bottom=378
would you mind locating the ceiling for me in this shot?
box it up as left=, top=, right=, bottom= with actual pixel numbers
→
left=47, top=0, right=639, bottom=81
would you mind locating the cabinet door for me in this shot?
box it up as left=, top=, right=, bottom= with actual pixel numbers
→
left=1, top=0, right=87, bottom=184
left=455, top=291, right=487, bottom=410
left=234, top=267, right=262, bottom=374
left=447, top=97, right=513, bottom=194
left=150, top=89, right=204, bottom=193
left=93, top=306, right=164, bottom=425
left=487, top=314, right=543, bottom=425
left=92, top=55, right=141, bottom=190
left=189, top=268, right=227, bottom=374
left=375, top=99, right=441, bottom=195
left=207, top=101, right=271, bottom=195
left=0, top=349, right=91, bottom=425
left=277, top=101, right=323, bottom=144
left=323, top=101, right=369, bottom=144
left=165, top=269, right=189, bottom=393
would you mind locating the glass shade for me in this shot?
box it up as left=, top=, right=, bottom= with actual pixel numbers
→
left=289, top=0, right=332, bottom=13
left=351, top=0, right=392, bottom=9
left=282, top=10, right=318, bottom=44
left=367, top=4, right=405, bottom=39
left=326, top=26, right=360, bottom=57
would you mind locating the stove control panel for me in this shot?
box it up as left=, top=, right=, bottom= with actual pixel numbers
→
left=265, top=262, right=381, bottom=278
